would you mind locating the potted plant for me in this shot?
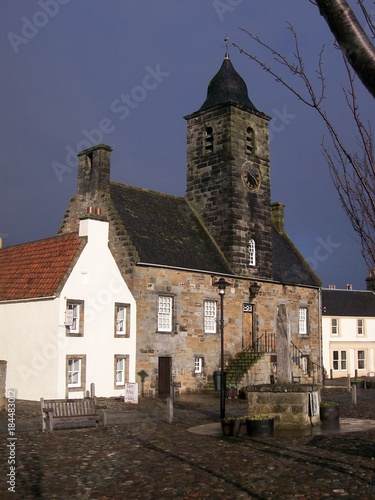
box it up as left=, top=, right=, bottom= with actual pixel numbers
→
left=221, top=416, right=249, bottom=436
left=352, top=378, right=365, bottom=389
left=320, top=401, right=339, bottom=422
left=246, top=414, right=274, bottom=437
left=225, top=384, right=238, bottom=399
left=221, top=417, right=235, bottom=436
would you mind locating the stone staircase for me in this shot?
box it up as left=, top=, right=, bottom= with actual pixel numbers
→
left=290, top=341, right=321, bottom=385
left=225, top=332, right=276, bottom=389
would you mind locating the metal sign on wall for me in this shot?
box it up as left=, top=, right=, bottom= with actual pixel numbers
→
left=243, top=304, right=253, bottom=313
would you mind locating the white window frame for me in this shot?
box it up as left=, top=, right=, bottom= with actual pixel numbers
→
left=69, top=303, right=80, bottom=333
left=66, top=300, right=84, bottom=335
left=158, top=296, right=173, bottom=332
left=115, top=304, right=130, bottom=337
left=357, top=319, right=364, bottom=336
left=333, top=350, right=347, bottom=371
left=299, top=307, right=307, bottom=335
left=115, top=357, right=125, bottom=386
left=331, top=318, right=339, bottom=336
left=248, top=239, right=256, bottom=267
left=358, top=350, right=365, bottom=370
left=194, top=357, right=203, bottom=374
left=68, top=358, right=81, bottom=388
left=204, top=300, right=217, bottom=333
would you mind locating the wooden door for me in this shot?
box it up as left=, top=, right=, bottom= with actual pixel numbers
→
left=158, top=357, right=171, bottom=395
left=242, top=305, right=253, bottom=349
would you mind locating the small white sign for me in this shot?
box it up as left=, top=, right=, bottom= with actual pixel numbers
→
left=124, top=383, right=138, bottom=404
left=64, top=309, right=74, bottom=326
left=243, top=303, right=253, bottom=313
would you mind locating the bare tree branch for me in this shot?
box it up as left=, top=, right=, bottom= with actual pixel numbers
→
left=316, top=0, right=375, bottom=98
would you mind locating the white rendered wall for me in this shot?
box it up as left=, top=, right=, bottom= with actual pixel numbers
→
left=0, top=298, right=61, bottom=400
left=323, top=316, right=375, bottom=378
left=59, top=218, right=137, bottom=398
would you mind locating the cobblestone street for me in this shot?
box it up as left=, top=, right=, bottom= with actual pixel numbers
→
left=1, top=385, right=375, bottom=499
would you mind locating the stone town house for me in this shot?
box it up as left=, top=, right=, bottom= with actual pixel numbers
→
left=59, top=55, right=322, bottom=396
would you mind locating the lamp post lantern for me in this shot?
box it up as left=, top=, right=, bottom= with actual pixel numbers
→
left=212, top=277, right=231, bottom=420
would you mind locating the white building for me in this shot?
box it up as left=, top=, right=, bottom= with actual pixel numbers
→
left=322, top=288, right=375, bottom=379
left=0, top=216, right=136, bottom=400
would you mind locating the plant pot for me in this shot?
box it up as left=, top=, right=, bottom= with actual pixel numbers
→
left=246, top=418, right=274, bottom=437
left=320, top=406, right=339, bottom=422
left=233, top=420, right=247, bottom=436
left=225, top=389, right=238, bottom=399
left=221, top=419, right=235, bottom=436
left=353, top=380, right=365, bottom=388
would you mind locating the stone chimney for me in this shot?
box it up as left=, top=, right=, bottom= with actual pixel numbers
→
left=77, top=144, right=112, bottom=196
left=366, top=269, right=375, bottom=292
left=271, top=202, right=285, bottom=233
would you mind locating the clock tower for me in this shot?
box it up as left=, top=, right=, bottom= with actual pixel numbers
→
left=184, top=54, right=273, bottom=278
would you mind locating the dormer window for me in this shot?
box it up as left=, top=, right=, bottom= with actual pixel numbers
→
left=204, top=126, right=214, bottom=154
left=246, top=127, right=255, bottom=154
left=248, top=239, right=256, bottom=266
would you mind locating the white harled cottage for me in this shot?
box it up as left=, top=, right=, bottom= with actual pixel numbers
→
left=0, top=216, right=136, bottom=400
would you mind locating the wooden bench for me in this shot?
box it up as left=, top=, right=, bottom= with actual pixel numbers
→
left=40, top=397, right=107, bottom=432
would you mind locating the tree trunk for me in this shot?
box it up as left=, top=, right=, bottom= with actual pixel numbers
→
left=316, top=0, right=375, bottom=98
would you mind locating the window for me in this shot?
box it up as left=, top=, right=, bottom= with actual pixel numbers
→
left=158, top=296, right=173, bottom=332
left=115, top=357, right=126, bottom=386
left=66, top=356, right=86, bottom=389
left=204, top=126, right=213, bottom=154
left=204, top=300, right=217, bottom=333
left=333, top=350, right=347, bottom=371
left=68, top=358, right=81, bottom=387
left=246, top=127, right=255, bottom=154
left=66, top=300, right=84, bottom=336
left=248, top=239, right=256, bottom=267
left=358, top=350, right=365, bottom=370
left=357, top=319, right=364, bottom=336
left=299, top=307, right=308, bottom=334
left=115, top=304, right=130, bottom=337
left=331, top=318, right=339, bottom=336
left=194, top=357, right=203, bottom=374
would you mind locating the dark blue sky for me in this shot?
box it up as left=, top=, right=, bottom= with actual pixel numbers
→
left=1, top=1, right=373, bottom=289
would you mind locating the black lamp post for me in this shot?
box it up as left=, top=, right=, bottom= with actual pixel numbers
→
left=212, top=277, right=231, bottom=420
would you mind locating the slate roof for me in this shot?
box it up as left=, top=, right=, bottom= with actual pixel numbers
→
left=110, top=182, right=320, bottom=286
left=198, top=56, right=259, bottom=113
left=272, top=229, right=321, bottom=287
left=322, top=289, right=375, bottom=317
left=110, top=182, right=231, bottom=274
left=0, top=232, right=84, bottom=301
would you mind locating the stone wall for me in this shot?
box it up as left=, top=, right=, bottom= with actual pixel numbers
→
left=0, top=360, right=7, bottom=411
left=247, top=384, right=321, bottom=428
left=131, top=266, right=321, bottom=395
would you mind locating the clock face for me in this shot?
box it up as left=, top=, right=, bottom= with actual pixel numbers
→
left=242, top=162, right=261, bottom=191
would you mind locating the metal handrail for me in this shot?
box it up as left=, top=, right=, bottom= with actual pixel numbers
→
left=290, top=341, right=322, bottom=384
left=226, top=332, right=276, bottom=387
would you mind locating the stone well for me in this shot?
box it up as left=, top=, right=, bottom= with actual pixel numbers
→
left=247, top=384, right=321, bottom=429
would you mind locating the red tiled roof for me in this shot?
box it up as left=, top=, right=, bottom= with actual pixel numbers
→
left=0, top=232, right=84, bottom=301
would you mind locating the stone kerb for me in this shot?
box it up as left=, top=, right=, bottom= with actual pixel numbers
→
left=247, top=384, right=321, bottom=428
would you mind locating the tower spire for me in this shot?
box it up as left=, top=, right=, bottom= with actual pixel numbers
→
left=224, top=36, right=230, bottom=59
